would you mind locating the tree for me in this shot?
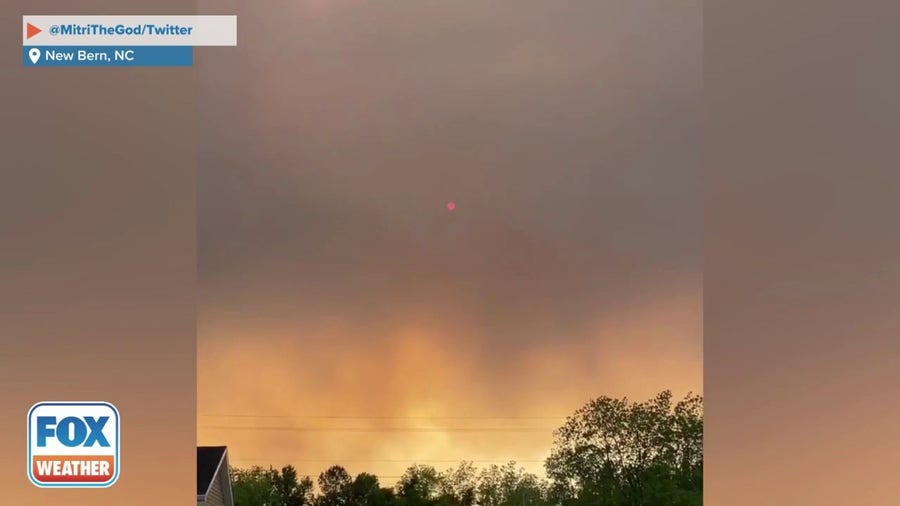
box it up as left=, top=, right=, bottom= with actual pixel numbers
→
left=476, top=465, right=503, bottom=506
left=232, top=466, right=278, bottom=506
left=476, top=462, right=547, bottom=506
left=277, top=465, right=316, bottom=506
left=319, top=465, right=354, bottom=506
left=350, top=473, right=396, bottom=506
left=232, top=465, right=316, bottom=506
left=439, top=461, right=478, bottom=506
left=545, top=391, right=703, bottom=506
left=396, top=464, right=443, bottom=506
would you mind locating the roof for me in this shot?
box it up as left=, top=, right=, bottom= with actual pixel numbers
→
left=197, top=446, right=228, bottom=496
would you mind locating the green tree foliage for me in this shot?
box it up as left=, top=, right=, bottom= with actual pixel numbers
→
left=439, top=461, right=478, bottom=506
left=232, top=466, right=275, bottom=506
left=278, top=466, right=316, bottom=506
left=232, top=465, right=314, bottom=506
left=229, top=391, right=702, bottom=506
left=545, top=391, right=703, bottom=506
left=349, top=472, right=397, bottom=506
left=475, top=462, right=547, bottom=506
left=319, top=465, right=354, bottom=506
left=396, top=464, right=443, bottom=505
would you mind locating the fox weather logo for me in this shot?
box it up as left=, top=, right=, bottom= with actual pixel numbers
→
left=27, top=402, right=120, bottom=488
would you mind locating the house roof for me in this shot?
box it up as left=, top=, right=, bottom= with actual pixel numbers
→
left=197, top=446, right=228, bottom=496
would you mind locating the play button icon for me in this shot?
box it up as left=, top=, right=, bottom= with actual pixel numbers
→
left=26, top=23, right=41, bottom=39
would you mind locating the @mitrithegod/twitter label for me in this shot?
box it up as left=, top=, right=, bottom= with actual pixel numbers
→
left=27, top=402, right=120, bottom=488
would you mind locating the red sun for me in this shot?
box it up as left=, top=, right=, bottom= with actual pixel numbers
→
left=446, top=201, right=456, bottom=211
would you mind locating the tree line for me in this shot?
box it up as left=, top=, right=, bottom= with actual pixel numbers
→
left=231, top=391, right=702, bottom=506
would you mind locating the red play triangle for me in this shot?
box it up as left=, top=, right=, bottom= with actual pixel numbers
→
left=26, top=23, right=41, bottom=39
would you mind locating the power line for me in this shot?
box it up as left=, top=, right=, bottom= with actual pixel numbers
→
left=230, top=459, right=546, bottom=463
left=200, top=414, right=568, bottom=420
left=232, top=470, right=408, bottom=480
left=201, top=426, right=555, bottom=433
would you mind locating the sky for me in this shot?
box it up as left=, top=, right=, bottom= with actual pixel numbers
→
left=196, top=0, right=701, bottom=483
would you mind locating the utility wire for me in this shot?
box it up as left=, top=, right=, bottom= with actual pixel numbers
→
left=230, top=459, right=546, bottom=463
left=201, top=426, right=555, bottom=432
left=232, top=470, right=409, bottom=480
left=200, top=414, right=568, bottom=420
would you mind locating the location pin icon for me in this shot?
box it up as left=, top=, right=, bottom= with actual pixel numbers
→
left=28, top=48, right=40, bottom=64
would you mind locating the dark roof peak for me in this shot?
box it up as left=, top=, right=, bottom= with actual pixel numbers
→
left=197, top=446, right=229, bottom=495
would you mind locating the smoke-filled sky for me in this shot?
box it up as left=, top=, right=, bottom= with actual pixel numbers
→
left=196, top=0, right=701, bottom=482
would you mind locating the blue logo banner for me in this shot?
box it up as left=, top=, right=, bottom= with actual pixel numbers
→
left=24, top=45, right=192, bottom=67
